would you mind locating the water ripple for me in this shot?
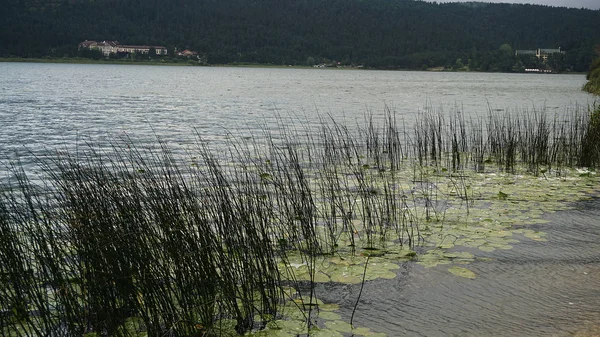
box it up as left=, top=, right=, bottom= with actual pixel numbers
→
left=341, top=199, right=600, bottom=336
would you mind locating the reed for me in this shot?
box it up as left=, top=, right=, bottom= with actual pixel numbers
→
left=579, top=104, right=600, bottom=167
left=0, top=141, right=288, bottom=336
left=2, top=104, right=600, bottom=336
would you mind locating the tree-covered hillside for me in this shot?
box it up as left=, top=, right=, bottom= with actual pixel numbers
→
left=1, top=0, right=599, bottom=70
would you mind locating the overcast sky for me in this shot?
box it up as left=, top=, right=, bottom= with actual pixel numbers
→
left=425, top=0, right=600, bottom=10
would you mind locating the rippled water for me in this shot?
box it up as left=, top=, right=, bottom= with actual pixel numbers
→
left=0, top=63, right=595, bottom=160
left=1, top=62, right=598, bottom=336
left=331, top=198, right=600, bottom=336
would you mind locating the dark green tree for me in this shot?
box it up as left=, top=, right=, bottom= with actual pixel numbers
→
left=1, top=0, right=599, bottom=69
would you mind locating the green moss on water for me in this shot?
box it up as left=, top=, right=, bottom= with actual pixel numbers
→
left=448, top=266, right=476, bottom=279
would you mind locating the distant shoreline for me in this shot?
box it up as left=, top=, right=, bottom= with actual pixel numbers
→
left=0, top=57, right=587, bottom=75
left=0, top=57, right=361, bottom=70
left=0, top=57, right=196, bottom=66
left=0, top=57, right=333, bottom=69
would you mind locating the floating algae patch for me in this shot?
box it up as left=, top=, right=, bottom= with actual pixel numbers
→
left=263, top=319, right=306, bottom=336
left=402, top=167, right=600, bottom=277
left=416, top=248, right=476, bottom=268
left=448, top=266, right=476, bottom=279
left=520, top=229, right=548, bottom=242
left=305, top=328, right=344, bottom=337
left=417, top=249, right=455, bottom=268
left=242, top=294, right=387, bottom=337
left=279, top=164, right=597, bottom=286
left=280, top=254, right=401, bottom=284
left=324, top=320, right=354, bottom=334
left=285, top=166, right=598, bottom=280
left=259, top=166, right=597, bottom=335
left=318, top=311, right=343, bottom=321
left=324, top=321, right=386, bottom=337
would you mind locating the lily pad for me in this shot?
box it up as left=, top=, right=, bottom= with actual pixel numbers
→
left=307, top=327, right=343, bottom=337
left=448, top=266, right=476, bottom=279
left=264, top=319, right=306, bottom=335
left=325, top=320, right=354, bottom=333
left=478, top=245, right=496, bottom=252
left=318, top=311, right=342, bottom=321
left=319, top=303, right=340, bottom=311
left=330, top=273, right=364, bottom=284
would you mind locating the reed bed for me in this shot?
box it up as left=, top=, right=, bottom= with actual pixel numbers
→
left=1, top=104, right=599, bottom=337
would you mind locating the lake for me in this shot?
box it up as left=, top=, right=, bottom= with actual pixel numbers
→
left=1, top=62, right=599, bottom=336
left=0, top=63, right=595, bottom=161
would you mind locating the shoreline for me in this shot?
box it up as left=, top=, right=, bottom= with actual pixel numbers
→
left=0, top=57, right=588, bottom=75
left=0, top=57, right=196, bottom=66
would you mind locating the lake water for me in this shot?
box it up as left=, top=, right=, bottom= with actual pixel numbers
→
left=1, top=62, right=599, bottom=336
left=0, top=63, right=596, bottom=161
left=340, top=198, right=600, bottom=337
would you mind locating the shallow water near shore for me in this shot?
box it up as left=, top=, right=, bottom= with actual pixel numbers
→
left=323, top=197, right=600, bottom=337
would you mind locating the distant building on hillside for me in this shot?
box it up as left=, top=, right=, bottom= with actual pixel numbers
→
left=78, top=40, right=101, bottom=49
left=515, top=47, right=564, bottom=62
left=78, top=40, right=119, bottom=56
left=537, top=48, right=563, bottom=62
left=118, top=44, right=169, bottom=56
left=78, top=40, right=168, bottom=57
left=176, top=49, right=199, bottom=57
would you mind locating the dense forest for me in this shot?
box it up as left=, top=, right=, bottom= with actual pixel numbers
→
left=1, top=0, right=600, bottom=71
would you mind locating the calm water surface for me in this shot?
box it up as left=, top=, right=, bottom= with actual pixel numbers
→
left=1, top=62, right=598, bottom=336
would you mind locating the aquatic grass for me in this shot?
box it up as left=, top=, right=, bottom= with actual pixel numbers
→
left=47, top=144, right=224, bottom=336
left=579, top=104, right=600, bottom=167
left=0, top=164, right=74, bottom=337
left=1, top=103, right=600, bottom=336
left=1, top=140, right=290, bottom=336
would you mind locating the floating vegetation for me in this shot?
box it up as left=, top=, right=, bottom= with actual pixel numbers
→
left=281, top=255, right=400, bottom=284
left=1, top=106, right=599, bottom=336
left=448, top=266, right=477, bottom=279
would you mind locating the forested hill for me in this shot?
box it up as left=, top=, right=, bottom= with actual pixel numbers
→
left=2, top=0, right=599, bottom=70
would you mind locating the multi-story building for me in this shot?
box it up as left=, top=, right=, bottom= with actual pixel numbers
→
left=78, top=40, right=168, bottom=57
left=515, top=47, right=564, bottom=62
